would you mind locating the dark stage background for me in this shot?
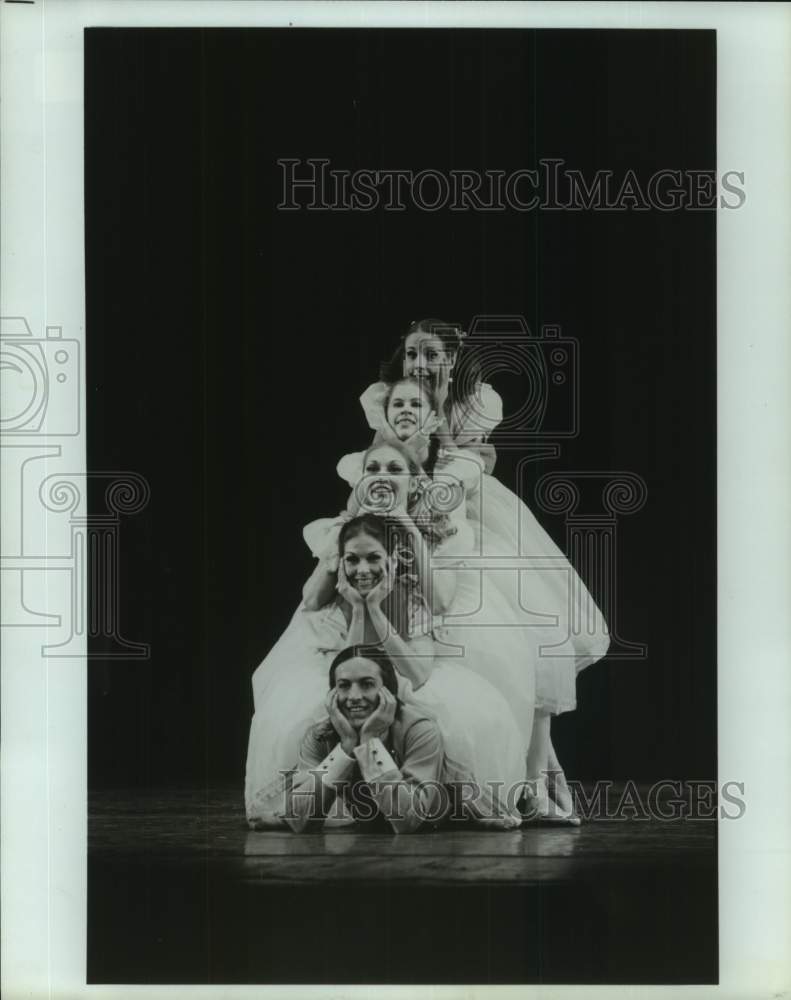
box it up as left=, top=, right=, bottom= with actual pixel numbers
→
left=86, top=28, right=716, bottom=791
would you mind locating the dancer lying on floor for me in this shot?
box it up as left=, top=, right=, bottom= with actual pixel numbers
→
left=285, top=645, right=448, bottom=834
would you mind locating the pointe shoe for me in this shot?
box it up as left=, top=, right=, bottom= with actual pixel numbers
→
left=546, top=746, right=582, bottom=824
left=521, top=774, right=581, bottom=826
left=546, top=764, right=575, bottom=814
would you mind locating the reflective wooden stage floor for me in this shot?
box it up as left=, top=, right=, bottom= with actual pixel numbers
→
left=88, top=785, right=718, bottom=985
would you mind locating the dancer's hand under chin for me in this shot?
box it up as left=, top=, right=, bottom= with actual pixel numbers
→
left=325, top=689, right=358, bottom=757
left=336, top=560, right=365, bottom=607
left=364, top=562, right=397, bottom=607
left=359, top=688, right=397, bottom=744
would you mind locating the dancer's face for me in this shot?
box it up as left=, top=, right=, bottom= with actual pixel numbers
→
left=334, top=658, right=385, bottom=729
left=386, top=381, right=431, bottom=441
left=403, top=332, right=455, bottom=390
left=359, top=445, right=414, bottom=511
left=341, top=531, right=388, bottom=596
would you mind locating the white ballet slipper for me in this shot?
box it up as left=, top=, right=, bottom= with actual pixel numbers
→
left=521, top=774, right=581, bottom=826
left=546, top=745, right=581, bottom=822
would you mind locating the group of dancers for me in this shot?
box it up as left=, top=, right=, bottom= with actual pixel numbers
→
left=244, top=318, right=610, bottom=832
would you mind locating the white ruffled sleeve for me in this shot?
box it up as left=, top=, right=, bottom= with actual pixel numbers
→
left=446, top=384, right=502, bottom=474
left=460, top=382, right=503, bottom=438
left=449, top=382, right=502, bottom=442
left=360, top=382, right=389, bottom=432
left=336, top=450, right=365, bottom=487
left=302, top=516, right=346, bottom=567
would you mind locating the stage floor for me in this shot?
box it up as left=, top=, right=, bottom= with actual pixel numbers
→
left=88, top=785, right=718, bottom=984
left=90, top=784, right=716, bottom=885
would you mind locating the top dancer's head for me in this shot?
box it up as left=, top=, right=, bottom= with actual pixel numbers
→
left=381, top=318, right=480, bottom=410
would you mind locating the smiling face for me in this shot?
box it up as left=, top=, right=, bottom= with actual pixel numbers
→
left=359, top=444, right=414, bottom=511
left=334, top=657, right=385, bottom=729
left=403, top=331, right=455, bottom=390
left=386, top=380, right=431, bottom=441
left=341, top=530, right=389, bottom=597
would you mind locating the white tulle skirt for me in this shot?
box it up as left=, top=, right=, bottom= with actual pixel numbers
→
left=244, top=605, right=334, bottom=826
left=453, top=472, right=610, bottom=716
left=410, top=662, right=525, bottom=823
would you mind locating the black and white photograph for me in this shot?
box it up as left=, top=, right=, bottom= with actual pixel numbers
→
left=85, top=22, right=720, bottom=985
left=1, top=2, right=789, bottom=997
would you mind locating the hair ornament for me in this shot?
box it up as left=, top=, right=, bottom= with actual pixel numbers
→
left=413, top=474, right=432, bottom=496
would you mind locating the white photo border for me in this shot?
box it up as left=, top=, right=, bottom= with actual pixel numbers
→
left=1, top=2, right=789, bottom=998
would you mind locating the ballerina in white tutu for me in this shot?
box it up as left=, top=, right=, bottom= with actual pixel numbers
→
left=245, top=442, right=526, bottom=828
left=358, top=318, right=611, bottom=820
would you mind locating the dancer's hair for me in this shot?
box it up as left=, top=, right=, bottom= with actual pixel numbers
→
left=361, top=437, right=421, bottom=477
left=382, top=374, right=434, bottom=412
left=328, top=643, right=400, bottom=700
left=339, top=511, right=398, bottom=552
